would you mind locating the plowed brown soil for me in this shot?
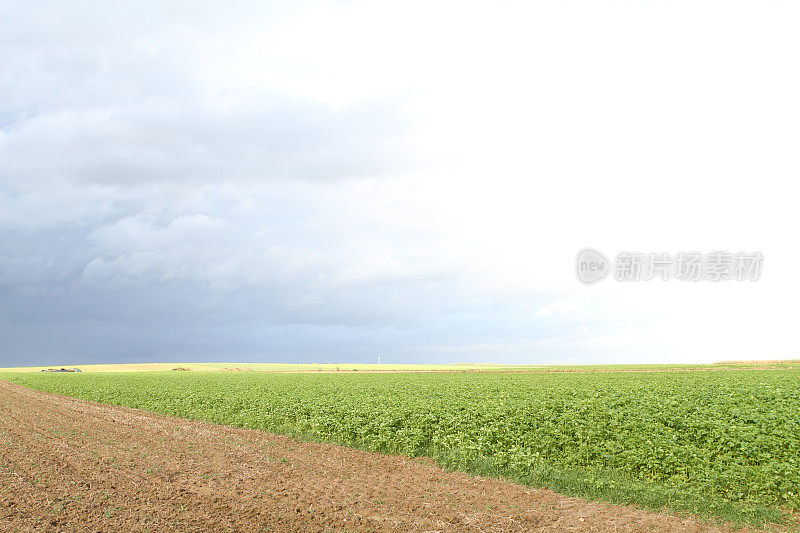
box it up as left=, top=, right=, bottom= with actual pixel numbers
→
left=0, top=381, right=756, bottom=532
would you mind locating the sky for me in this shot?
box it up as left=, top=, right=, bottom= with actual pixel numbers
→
left=1, top=1, right=798, bottom=366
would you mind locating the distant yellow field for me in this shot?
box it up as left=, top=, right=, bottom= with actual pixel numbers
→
left=2, top=360, right=797, bottom=374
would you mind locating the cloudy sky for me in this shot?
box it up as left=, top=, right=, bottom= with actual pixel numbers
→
left=1, top=1, right=798, bottom=366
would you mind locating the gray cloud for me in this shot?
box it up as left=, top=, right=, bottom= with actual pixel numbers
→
left=1, top=1, right=416, bottom=190
left=0, top=1, right=440, bottom=365
left=1, top=100, right=416, bottom=187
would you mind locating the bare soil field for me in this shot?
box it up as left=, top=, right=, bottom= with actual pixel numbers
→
left=0, top=381, right=757, bottom=532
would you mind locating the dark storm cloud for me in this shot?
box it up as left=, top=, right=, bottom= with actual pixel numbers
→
left=0, top=0, right=426, bottom=366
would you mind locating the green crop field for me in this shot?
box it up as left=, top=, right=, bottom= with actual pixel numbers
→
left=3, top=366, right=799, bottom=527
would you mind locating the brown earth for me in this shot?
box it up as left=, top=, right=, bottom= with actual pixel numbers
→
left=0, top=381, right=766, bottom=532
